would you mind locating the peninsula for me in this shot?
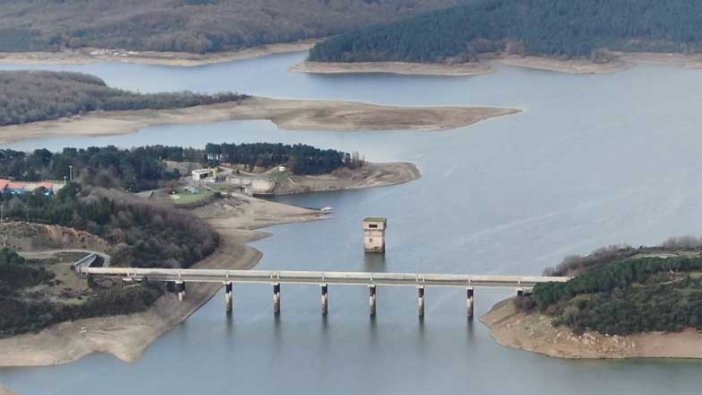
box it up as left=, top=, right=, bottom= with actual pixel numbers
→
left=0, top=70, right=519, bottom=145
left=482, top=240, right=702, bottom=359
left=304, top=0, right=702, bottom=76
left=0, top=142, right=420, bottom=367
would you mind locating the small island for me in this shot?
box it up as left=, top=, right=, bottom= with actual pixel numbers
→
left=482, top=240, right=702, bottom=359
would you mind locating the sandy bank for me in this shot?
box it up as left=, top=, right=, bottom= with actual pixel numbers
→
left=290, top=60, right=494, bottom=76
left=497, top=55, right=629, bottom=74
left=0, top=195, right=324, bottom=367
left=293, top=54, right=629, bottom=77
left=273, top=162, right=420, bottom=195
left=0, top=97, right=520, bottom=145
left=0, top=40, right=317, bottom=67
left=481, top=298, right=702, bottom=359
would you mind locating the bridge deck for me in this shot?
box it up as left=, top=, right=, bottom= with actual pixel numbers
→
left=82, top=267, right=569, bottom=288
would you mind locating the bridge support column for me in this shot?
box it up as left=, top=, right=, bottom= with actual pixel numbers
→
left=225, top=282, right=233, bottom=314
left=517, top=288, right=532, bottom=297
left=176, top=280, right=185, bottom=301
left=466, top=287, right=474, bottom=319
left=369, top=285, right=377, bottom=317
left=417, top=286, right=425, bottom=318
left=273, top=283, right=281, bottom=315
left=321, top=284, right=329, bottom=316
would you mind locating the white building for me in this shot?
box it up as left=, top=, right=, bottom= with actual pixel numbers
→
left=192, top=168, right=215, bottom=181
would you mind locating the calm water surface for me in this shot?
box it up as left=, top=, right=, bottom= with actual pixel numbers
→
left=2, top=53, right=702, bottom=394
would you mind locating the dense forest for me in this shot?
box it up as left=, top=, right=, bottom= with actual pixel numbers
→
left=0, top=183, right=219, bottom=268
left=205, top=143, right=350, bottom=175
left=310, top=0, right=702, bottom=63
left=0, top=70, right=248, bottom=126
left=521, top=239, right=702, bottom=335
left=0, top=247, right=162, bottom=336
left=0, top=0, right=467, bottom=53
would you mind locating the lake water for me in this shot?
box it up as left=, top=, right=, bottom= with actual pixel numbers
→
left=2, top=53, right=702, bottom=394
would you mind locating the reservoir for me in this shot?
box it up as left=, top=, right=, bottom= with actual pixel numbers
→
left=2, top=53, right=702, bottom=394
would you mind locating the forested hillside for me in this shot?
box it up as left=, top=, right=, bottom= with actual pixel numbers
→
left=0, top=183, right=219, bottom=268
left=517, top=238, right=702, bottom=336
left=0, top=71, right=247, bottom=125
left=0, top=0, right=469, bottom=53
left=309, top=0, right=702, bottom=63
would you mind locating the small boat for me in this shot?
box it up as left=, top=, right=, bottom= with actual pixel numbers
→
left=320, top=206, right=334, bottom=213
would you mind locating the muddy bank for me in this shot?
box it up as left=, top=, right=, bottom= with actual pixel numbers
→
left=0, top=195, right=324, bottom=367
left=291, top=60, right=494, bottom=76
left=0, top=97, right=520, bottom=145
left=273, top=162, right=420, bottom=195
left=497, top=55, right=628, bottom=74
left=0, top=40, right=317, bottom=67
left=481, top=298, right=702, bottom=359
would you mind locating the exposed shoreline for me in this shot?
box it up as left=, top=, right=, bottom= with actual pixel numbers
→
left=290, top=60, right=495, bottom=76
left=292, top=51, right=702, bottom=77
left=0, top=384, right=16, bottom=395
left=0, top=97, right=520, bottom=145
left=273, top=162, right=420, bottom=195
left=481, top=298, right=702, bottom=359
left=0, top=40, right=318, bottom=67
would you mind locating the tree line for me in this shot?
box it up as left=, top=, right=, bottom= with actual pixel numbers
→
left=526, top=256, right=702, bottom=335
left=0, top=143, right=353, bottom=193
left=0, top=70, right=248, bottom=126
left=310, top=0, right=702, bottom=63
left=205, top=142, right=350, bottom=175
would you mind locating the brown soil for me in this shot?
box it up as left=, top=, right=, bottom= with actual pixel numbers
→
left=481, top=298, right=702, bottom=359
left=290, top=60, right=495, bottom=76
left=273, top=162, right=420, bottom=195
left=0, top=222, right=109, bottom=253
left=0, top=384, right=17, bottom=395
left=0, top=97, right=520, bottom=145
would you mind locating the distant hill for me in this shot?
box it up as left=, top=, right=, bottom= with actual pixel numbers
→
left=0, top=0, right=469, bottom=53
left=309, top=0, right=702, bottom=63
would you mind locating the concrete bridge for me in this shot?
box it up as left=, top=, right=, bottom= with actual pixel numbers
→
left=80, top=267, right=569, bottom=318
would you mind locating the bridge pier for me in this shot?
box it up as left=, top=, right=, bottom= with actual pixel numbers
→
left=466, top=287, right=474, bottom=319
left=417, top=286, right=425, bottom=318
left=321, top=284, right=329, bottom=315
left=176, top=280, right=185, bottom=301
left=369, top=285, right=377, bottom=317
left=273, top=283, right=281, bottom=315
left=517, top=287, right=532, bottom=297
left=225, top=282, right=233, bottom=314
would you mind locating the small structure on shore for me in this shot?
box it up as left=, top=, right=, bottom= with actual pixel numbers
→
left=363, top=217, right=387, bottom=253
left=192, top=168, right=217, bottom=181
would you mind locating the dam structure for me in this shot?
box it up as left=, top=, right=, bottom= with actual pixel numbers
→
left=81, top=267, right=569, bottom=319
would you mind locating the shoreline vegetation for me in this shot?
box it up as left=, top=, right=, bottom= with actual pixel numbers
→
left=0, top=97, right=520, bottom=145
left=482, top=242, right=702, bottom=360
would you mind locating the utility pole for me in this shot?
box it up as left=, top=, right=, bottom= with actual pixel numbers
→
left=69, top=165, right=73, bottom=181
